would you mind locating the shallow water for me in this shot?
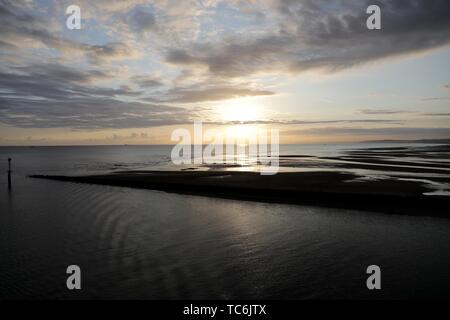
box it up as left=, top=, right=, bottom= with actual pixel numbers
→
left=1, top=145, right=450, bottom=299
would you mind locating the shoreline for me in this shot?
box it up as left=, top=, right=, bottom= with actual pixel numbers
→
left=30, top=171, right=449, bottom=218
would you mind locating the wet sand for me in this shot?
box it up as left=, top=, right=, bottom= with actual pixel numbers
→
left=30, top=171, right=449, bottom=218
left=277, top=144, right=450, bottom=173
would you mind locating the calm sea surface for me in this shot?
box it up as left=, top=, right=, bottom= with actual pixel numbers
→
left=1, top=144, right=450, bottom=299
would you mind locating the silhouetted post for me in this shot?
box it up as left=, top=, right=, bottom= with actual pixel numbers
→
left=8, top=158, right=11, bottom=189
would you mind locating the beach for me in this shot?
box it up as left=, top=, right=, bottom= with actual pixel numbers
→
left=31, top=170, right=449, bottom=217
left=30, top=144, right=450, bottom=217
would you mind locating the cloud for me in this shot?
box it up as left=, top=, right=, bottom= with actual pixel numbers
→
left=422, top=97, right=450, bottom=101
left=11, top=63, right=112, bottom=84
left=423, top=113, right=450, bottom=116
left=0, top=96, right=191, bottom=129
left=358, top=109, right=412, bottom=115
left=86, top=43, right=142, bottom=64
left=111, top=132, right=151, bottom=140
left=1, top=0, right=450, bottom=133
left=164, top=86, right=275, bottom=103
left=206, top=119, right=402, bottom=125
left=0, top=63, right=141, bottom=100
left=0, top=63, right=191, bottom=129
left=166, top=0, right=450, bottom=78
left=127, top=8, right=157, bottom=33
left=131, top=74, right=164, bottom=88
left=0, top=0, right=141, bottom=64
left=165, top=36, right=291, bottom=77
left=286, top=127, right=450, bottom=137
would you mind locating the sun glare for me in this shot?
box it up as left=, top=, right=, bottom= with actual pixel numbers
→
left=225, top=124, right=259, bottom=141
left=217, top=98, right=262, bottom=123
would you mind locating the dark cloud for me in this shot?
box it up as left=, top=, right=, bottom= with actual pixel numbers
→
left=422, top=113, right=450, bottom=116
left=0, top=63, right=141, bottom=100
left=0, top=63, right=191, bottom=129
left=86, top=42, right=141, bottom=63
left=128, top=8, right=157, bottom=32
left=165, top=36, right=291, bottom=77
left=166, top=0, right=450, bottom=77
left=166, top=50, right=199, bottom=65
left=0, top=0, right=56, bottom=48
left=358, top=109, right=412, bottom=115
left=0, top=96, right=191, bottom=129
left=131, top=75, right=164, bottom=88
left=13, top=63, right=112, bottom=84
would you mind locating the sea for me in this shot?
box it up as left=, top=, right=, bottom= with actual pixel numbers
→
left=1, top=143, right=450, bottom=299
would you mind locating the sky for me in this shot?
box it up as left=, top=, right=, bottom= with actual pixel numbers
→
left=0, top=0, right=449, bottom=145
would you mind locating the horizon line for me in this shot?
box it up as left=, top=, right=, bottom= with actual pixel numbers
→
left=1, top=138, right=450, bottom=148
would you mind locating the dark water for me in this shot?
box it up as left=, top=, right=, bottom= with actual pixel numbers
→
left=1, top=145, right=450, bottom=299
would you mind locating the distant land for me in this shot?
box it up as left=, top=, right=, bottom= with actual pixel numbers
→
left=362, top=139, right=450, bottom=144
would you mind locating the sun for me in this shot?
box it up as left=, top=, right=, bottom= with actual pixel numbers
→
left=225, top=124, right=259, bottom=141
left=216, top=98, right=262, bottom=123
